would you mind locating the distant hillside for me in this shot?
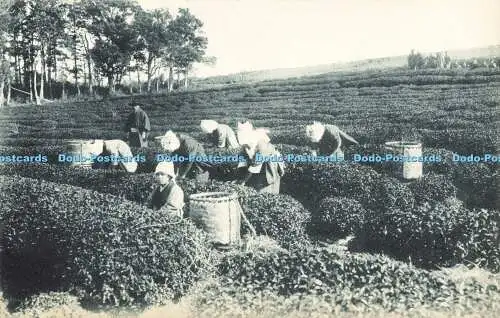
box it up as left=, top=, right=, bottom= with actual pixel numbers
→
left=191, top=44, right=500, bottom=87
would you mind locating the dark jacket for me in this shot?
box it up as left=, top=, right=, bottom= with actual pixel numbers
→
left=125, top=107, right=151, bottom=133
left=245, top=142, right=284, bottom=190
left=315, top=124, right=358, bottom=156
left=172, top=134, right=207, bottom=178
left=147, top=181, right=184, bottom=217
left=209, top=124, right=239, bottom=149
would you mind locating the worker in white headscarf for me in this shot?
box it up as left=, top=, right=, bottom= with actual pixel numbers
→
left=236, top=130, right=285, bottom=194
left=200, top=120, right=240, bottom=149
left=93, top=139, right=138, bottom=173
left=146, top=161, right=184, bottom=218
left=155, top=130, right=210, bottom=181
left=305, top=121, right=359, bottom=158
left=236, top=120, right=271, bottom=145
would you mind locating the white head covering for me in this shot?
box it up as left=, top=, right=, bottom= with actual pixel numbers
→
left=200, top=120, right=219, bottom=134
left=237, top=120, right=253, bottom=131
left=237, top=121, right=271, bottom=145
left=155, top=161, right=176, bottom=178
left=102, top=139, right=137, bottom=173
left=241, top=130, right=271, bottom=158
left=103, top=140, right=120, bottom=154
left=254, top=128, right=271, bottom=143
left=154, top=130, right=180, bottom=152
left=305, top=121, right=325, bottom=143
left=89, top=139, right=105, bottom=155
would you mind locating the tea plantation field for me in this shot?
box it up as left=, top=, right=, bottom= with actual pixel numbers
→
left=0, top=67, right=499, bottom=317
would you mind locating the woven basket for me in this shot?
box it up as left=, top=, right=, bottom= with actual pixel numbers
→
left=64, top=139, right=104, bottom=168
left=384, top=141, right=423, bottom=180
left=188, top=192, right=241, bottom=246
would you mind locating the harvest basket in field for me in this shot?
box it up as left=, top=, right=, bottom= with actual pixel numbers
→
left=63, top=139, right=103, bottom=168
left=189, top=192, right=242, bottom=248
left=384, top=141, right=423, bottom=180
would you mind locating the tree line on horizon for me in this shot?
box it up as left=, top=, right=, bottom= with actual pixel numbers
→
left=0, top=0, right=215, bottom=106
left=407, top=49, right=499, bottom=70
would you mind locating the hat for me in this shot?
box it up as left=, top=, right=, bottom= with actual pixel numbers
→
left=237, top=121, right=253, bottom=132
left=255, top=128, right=271, bottom=143
left=155, top=161, right=176, bottom=177
left=129, top=101, right=142, bottom=106
left=240, top=128, right=271, bottom=148
left=241, top=130, right=267, bottom=154
left=155, top=130, right=180, bottom=151
left=306, top=121, right=325, bottom=142
left=154, top=130, right=177, bottom=141
left=200, top=120, right=218, bottom=133
left=89, top=139, right=104, bottom=155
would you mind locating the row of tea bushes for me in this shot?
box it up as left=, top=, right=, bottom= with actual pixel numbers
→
left=215, top=248, right=499, bottom=312
left=0, top=175, right=212, bottom=307
left=0, top=164, right=310, bottom=250
left=0, top=159, right=497, bottom=271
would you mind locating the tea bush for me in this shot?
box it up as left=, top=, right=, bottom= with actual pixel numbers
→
left=422, top=148, right=456, bottom=175
left=420, top=128, right=496, bottom=155
left=372, top=176, right=416, bottom=213
left=458, top=208, right=500, bottom=272
left=14, top=292, right=80, bottom=315
left=0, top=163, right=154, bottom=204
left=283, top=164, right=416, bottom=214
left=241, top=193, right=311, bottom=249
left=1, top=163, right=309, bottom=232
left=313, top=196, right=366, bottom=239
left=408, top=172, right=458, bottom=204
left=0, top=164, right=258, bottom=207
left=280, top=163, right=318, bottom=208
left=450, top=163, right=499, bottom=210
left=200, top=146, right=244, bottom=181
left=130, top=144, right=164, bottom=173
left=0, top=175, right=212, bottom=306
left=274, top=144, right=311, bottom=155
left=217, top=248, right=496, bottom=311
left=357, top=200, right=500, bottom=272
left=281, top=162, right=381, bottom=210
left=0, top=164, right=310, bottom=251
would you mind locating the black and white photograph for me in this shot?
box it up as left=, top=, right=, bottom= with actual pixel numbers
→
left=0, top=0, right=499, bottom=317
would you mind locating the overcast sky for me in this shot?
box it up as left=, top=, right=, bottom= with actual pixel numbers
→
left=138, top=0, right=500, bottom=77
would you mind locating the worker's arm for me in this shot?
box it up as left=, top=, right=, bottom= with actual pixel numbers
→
left=146, top=187, right=156, bottom=209
left=179, top=154, right=194, bottom=178
left=239, top=162, right=262, bottom=185
left=216, top=127, right=226, bottom=148
left=239, top=170, right=253, bottom=185
left=339, top=130, right=359, bottom=145
left=142, top=112, right=151, bottom=132
left=117, top=142, right=138, bottom=173
left=217, top=134, right=226, bottom=148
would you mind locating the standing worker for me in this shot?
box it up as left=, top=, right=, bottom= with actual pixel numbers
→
left=147, top=161, right=184, bottom=218
left=125, top=103, right=151, bottom=148
left=155, top=130, right=210, bottom=181
left=237, top=131, right=285, bottom=194
left=305, top=121, right=359, bottom=158
left=200, top=119, right=240, bottom=149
